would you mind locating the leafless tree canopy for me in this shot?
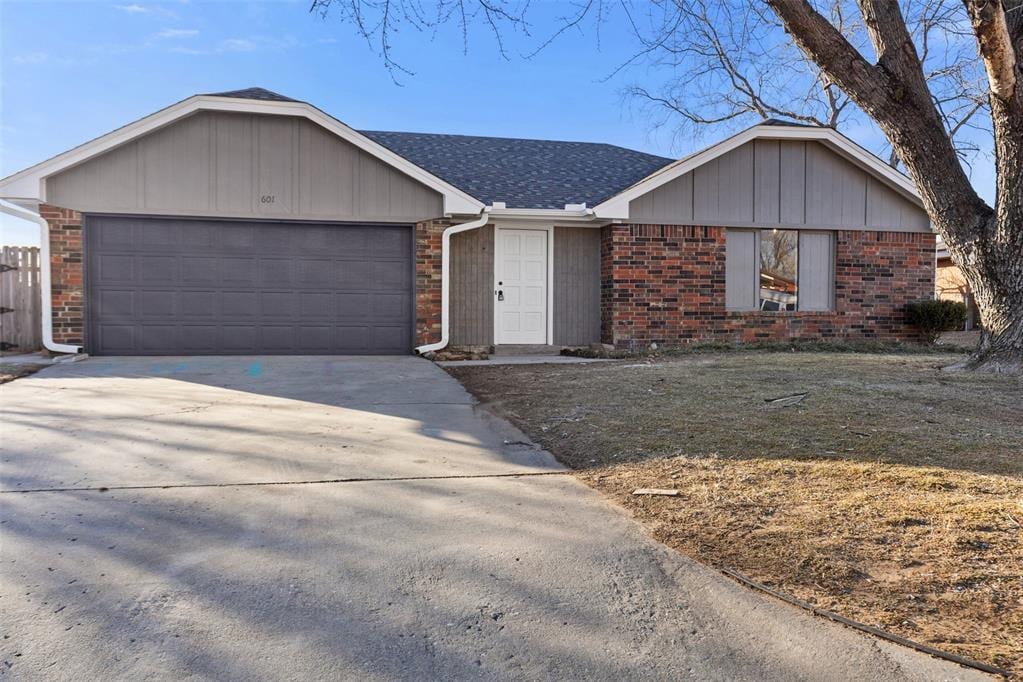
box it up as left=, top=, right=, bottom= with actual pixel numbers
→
left=311, top=0, right=990, bottom=166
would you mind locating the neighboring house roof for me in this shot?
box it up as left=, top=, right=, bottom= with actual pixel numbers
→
left=359, top=131, right=674, bottom=210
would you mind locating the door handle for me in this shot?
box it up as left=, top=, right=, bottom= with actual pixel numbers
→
left=496, top=290, right=504, bottom=301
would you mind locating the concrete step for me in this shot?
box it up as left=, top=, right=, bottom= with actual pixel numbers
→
left=492, top=344, right=562, bottom=356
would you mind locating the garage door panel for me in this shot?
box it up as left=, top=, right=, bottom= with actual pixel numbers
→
left=221, top=325, right=259, bottom=351
left=297, top=259, right=336, bottom=286
left=180, top=223, right=217, bottom=249
left=181, top=256, right=217, bottom=284
left=98, top=290, right=135, bottom=318
left=97, top=325, right=136, bottom=353
left=222, top=291, right=258, bottom=318
left=140, top=325, right=179, bottom=352
left=375, top=260, right=411, bottom=289
left=98, top=222, right=134, bottom=249
left=139, top=291, right=176, bottom=317
left=371, top=228, right=410, bottom=256
left=374, top=325, right=410, bottom=352
left=259, top=259, right=293, bottom=287
left=222, top=229, right=256, bottom=251
left=97, top=255, right=135, bottom=284
left=336, top=326, right=371, bottom=352
left=139, top=224, right=178, bottom=248
left=260, top=326, right=295, bottom=351
left=338, top=261, right=373, bottom=287
left=298, top=292, right=333, bottom=319
left=260, top=292, right=296, bottom=319
left=140, top=256, right=177, bottom=284
left=373, top=293, right=409, bottom=321
left=260, top=226, right=292, bottom=251
left=87, top=216, right=412, bottom=355
left=293, top=228, right=336, bottom=255
left=297, top=326, right=335, bottom=351
left=180, top=291, right=216, bottom=317
left=182, top=326, right=218, bottom=352
left=337, top=293, right=371, bottom=320
left=221, top=258, right=257, bottom=285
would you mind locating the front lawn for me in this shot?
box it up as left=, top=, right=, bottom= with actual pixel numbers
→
left=447, top=351, right=1022, bottom=675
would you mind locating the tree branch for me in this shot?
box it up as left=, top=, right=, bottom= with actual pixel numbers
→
left=964, top=0, right=1018, bottom=100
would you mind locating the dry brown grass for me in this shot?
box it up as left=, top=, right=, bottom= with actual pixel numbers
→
left=448, top=351, right=1023, bottom=675
left=0, top=363, right=45, bottom=385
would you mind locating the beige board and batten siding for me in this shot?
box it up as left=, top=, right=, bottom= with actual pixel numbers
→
left=553, top=227, right=601, bottom=345
left=449, top=225, right=495, bottom=346
left=629, top=139, right=929, bottom=232
left=46, top=111, right=444, bottom=223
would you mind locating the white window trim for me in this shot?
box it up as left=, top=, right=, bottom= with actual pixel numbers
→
left=492, top=222, right=555, bottom=346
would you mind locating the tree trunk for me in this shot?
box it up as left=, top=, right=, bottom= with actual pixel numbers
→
left=952, top=313, right=1023, bottom=374
left=765, top=0, right=1023, bottom=374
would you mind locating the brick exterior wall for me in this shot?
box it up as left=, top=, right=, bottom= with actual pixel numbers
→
left=39, top=204, right=85, bottom=347
left=601, top=224, right=936, bottom=348
left=35, top=206, right=934, bottom=353
left=415, top=218, right=452, bottom=347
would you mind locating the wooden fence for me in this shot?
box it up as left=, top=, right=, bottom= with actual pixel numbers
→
left=0, top=246, right=42, bottom=355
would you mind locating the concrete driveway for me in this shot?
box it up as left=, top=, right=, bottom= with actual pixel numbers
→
left=0, top=357, right=983, bottom=680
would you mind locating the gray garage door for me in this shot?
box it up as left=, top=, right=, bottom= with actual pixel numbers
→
left=86, top=216, right=413, bottom=355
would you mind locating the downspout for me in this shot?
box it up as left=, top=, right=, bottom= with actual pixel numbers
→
left=0, top=200, right=82, bottom=354
left=415, top=208, right=491, bottom=355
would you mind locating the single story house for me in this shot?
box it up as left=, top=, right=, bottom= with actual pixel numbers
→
left=0, top=87, right=935, bottom=356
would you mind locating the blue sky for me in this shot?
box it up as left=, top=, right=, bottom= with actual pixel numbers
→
left=1, top=0, right=995, bottom=245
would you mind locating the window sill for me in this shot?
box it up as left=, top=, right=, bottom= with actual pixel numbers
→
left=726, top=310, right=836, bottom=316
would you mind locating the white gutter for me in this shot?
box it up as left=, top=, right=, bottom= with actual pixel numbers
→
left=415, top=208, right=491, bottom=355
left=0, top=200, right=82, bottom=354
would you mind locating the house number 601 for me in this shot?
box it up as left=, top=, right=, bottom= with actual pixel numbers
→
left=260, top=195, right=276, bottom=204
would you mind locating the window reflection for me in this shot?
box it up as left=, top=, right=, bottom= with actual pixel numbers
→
left=760, top=229, right=798, bottom=311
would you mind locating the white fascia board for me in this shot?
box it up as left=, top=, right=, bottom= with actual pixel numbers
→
left=0, top=95, right=485, bottom=215
left=593, top=124, right=923, bottom=220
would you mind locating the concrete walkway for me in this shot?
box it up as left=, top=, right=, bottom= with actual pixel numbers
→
left=436, top=355, right=611, bottom=367
left=0, top=357, right=984, bottom=680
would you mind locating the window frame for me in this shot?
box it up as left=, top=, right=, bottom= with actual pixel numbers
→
left=725, top=228, right=835, bottom=313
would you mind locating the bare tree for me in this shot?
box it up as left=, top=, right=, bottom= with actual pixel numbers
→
left=308, top=0, right=530, bottom=80
left=760, top=0, right=1021, bottom=373
left=616, top=1, right=989, bottom=168
left=619, top=1, right=857, bottom=134
left=312, top=0, right=1023, bottom=373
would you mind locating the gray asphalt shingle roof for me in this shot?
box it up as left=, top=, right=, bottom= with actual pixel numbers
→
left=359, top=131, right=675, bottom=210
left=206, top=87, right=301, bottom=102
left=207, top=87, right=676, bottom=209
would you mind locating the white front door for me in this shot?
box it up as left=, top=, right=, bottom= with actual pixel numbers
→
left=496, top=229, right=548, bottom=344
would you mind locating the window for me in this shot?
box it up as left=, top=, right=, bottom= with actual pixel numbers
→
left=759, top=229, right=798, bottom=311
left=726, top=229, right=835, bottom=312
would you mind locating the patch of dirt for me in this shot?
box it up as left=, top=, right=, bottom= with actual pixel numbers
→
left=0, top=363, right=46, bottom=384
left=447, top=352, right=1023, bottom=675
